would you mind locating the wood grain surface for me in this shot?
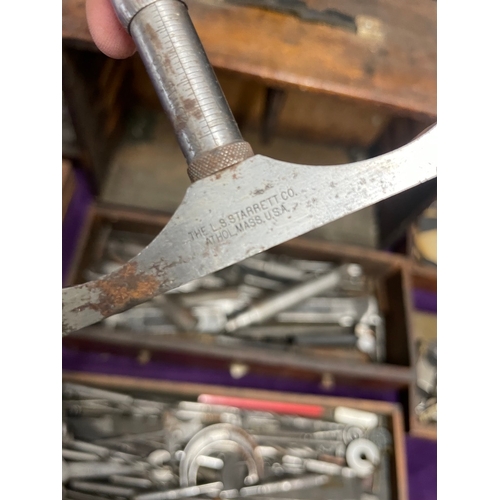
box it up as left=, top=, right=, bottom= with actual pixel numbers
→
left=62, top=0, right=436, bottom=117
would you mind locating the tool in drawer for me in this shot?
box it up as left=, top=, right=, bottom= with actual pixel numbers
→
left=414, top=339, right=437, bottom=425
left=83, top=237, right=386, bottom=363
left=62, top=0, right=437, bottom=334
left=62, top=383, right=394, bottom=499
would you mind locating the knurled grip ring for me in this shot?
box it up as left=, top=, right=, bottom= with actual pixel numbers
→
left=188, top=141, right=254, bottom=182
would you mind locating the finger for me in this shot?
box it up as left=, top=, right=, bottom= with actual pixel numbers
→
left=86, top=0, right=137, bottom=59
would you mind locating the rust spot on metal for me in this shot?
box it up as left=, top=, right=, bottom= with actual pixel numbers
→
left=162, top=55, right=174, bottom=75
left=252, top=183, right=273, bottom=196
left=182, top=97, right=203, bottom=120
left=227, top=163, right=242, bottom=180
left=306, top=197, right=318, bottom=208
left=88, top=262, right=161, bottom=318
left=145, top=23, right=162, bottom=52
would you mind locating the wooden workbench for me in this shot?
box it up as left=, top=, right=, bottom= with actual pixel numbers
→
left=62, top=0, right=436, bottom=119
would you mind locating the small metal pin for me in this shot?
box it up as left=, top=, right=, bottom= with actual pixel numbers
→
left=225, top=267, right=345, bottom=332
left=195, top=455, right=225, bottom=470
left=134, top=481, right=224, bottom=500
left=62, top=450, right=100, bottom=462
left=68, top=480, right=135, bottom=497
left=63, top=461, right=144, bottom=482
left=109, top=475, right=153, bottom=488
left=148, top=449, right=171, bottom=467
left=238, top=474, right=330, bottom=496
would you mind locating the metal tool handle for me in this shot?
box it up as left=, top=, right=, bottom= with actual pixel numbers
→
left=111, top=0, right=253, bottom=181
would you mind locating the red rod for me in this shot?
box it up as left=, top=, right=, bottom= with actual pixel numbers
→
left=198, top=394, right=325, bottom=418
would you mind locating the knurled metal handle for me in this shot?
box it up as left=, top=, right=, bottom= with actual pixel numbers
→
left=111, top=0, right=253, bottom=181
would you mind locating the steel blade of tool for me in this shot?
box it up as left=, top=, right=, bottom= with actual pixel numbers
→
left=62, top=126, right=436, bottom=334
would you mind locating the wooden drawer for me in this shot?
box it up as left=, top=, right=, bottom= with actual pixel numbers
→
left=62, top=371, right=409, bottom=499
left=64, top=202, right=414, bottom=393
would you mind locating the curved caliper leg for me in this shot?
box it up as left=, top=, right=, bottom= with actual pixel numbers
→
left=62, top=0, right=437, bottom=334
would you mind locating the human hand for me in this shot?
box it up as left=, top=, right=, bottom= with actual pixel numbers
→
left=86, top=0, right=136, bottom=59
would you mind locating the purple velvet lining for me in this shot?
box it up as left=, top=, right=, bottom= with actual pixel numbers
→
left=412, top=289, right=437, bottom=314
left=406, top=437, right=437, bottom=500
